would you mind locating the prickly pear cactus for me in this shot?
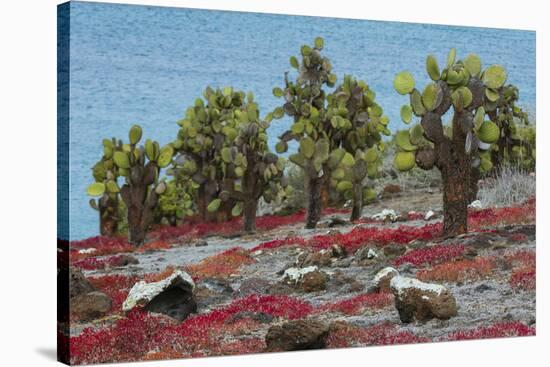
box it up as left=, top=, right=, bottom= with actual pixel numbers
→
left=327, top=75, right=388, bottom=220
left=271, top=37, right=342, bottom=228
left=174, top=87, right=289, bottom=232
left=110, top=125, right=173, bottom=245
left=393, top=49, right=527, bottom=236
left=86, top=138, right=125, bottom=237
left=484, top=84, right=534, bottom=170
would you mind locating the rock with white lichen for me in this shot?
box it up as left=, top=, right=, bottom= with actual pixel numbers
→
left=390, top=275, right=457, bottom=323
left=282, top=266, right=328, bottom=292
left=123, top=270, right=197, bottom=321
left=373, top=267, right=399, bottom=291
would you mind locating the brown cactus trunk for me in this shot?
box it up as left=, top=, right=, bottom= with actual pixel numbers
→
left=99, top=197, right=118, bottom=237
left=439, top=111, right=471, bottom=237
left=350, top=182, right=363, bottom=222
left=305, top=175, right=323, bottom=229
left=243, top=199, right=258, bottom=233
left=197, top=185, right=208, bottom=222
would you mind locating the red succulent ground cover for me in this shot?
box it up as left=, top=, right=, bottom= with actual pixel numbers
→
left=416, top=257, right=495, bottom=283
left=317, top=292, right=394, bottom=315
left=510, top=267, right=536, bottom=290
left=88, top=274, right=138, bottom=312
left=326, top=321, right=430, bottom=348
left=468, top=197, right=535, bottom=230
left=70, top=295, right=313, bottom=364
left=442, top=322, right=535, bottom=341
left=393, top=244, right=466, bottom=267
left=73, top=254, right=131, bottom=270
left=185, top=247, right=255, bottom=280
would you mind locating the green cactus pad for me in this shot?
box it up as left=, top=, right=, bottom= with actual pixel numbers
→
left=446, top=48, right=456, bottom=68
left=129, top=125, right=143, bottom=145
left=336, top=181, right=353, bottom=192
left=482, top=65, right=507, bottom=89
left=291, top=122, right=304, bottom=134
left=363, top=188, right=377, bottom=202
left=485, top=88, right=500, bottom=102
left=394, top=151, right=416, bottom=171
left=207, top=198, right=221, bottom=212
left=275, top=141, right=288, bottom=154
left=290, top=56, right=299, bottom=69
left=157, top=146, right=174, bottom=168
left=474, top=107, right=485, bottom=131
left=314, top=37, right=324, bottom=49
left=87, top=182, right=106, bottom=197
left=421, top=83, right=442, bottom=112
left=394, top=72, right=415, bottom=95
left=426, top=55, right=440, bottom=81
left=299, top=137, right=315, bottom=159
left=332, top=167, right=345, bottom=179
left=464, top=54, right=482, bottom=76
left=105, top=180, right=120, bottom=193
left=409, top=124, right=425, bottom=146
left=477, top=121, right=500, bottom=144
left=410, top=89, right=426, bottom=116
left=395, top=130, right=417, bottom=151
left=113, top=151, right=130, bottom=169
left=341, top=152, right=355, bottom=167
left=457, top=86, right=473, bottom=108
left=231, top=203, right=243, bottom=216
left=289, top=153, right=306, bottom=168
left=400, top=105, right=413, bottom=124
left=272, top=87, right=284, bottom=98
left=365, top=147, right=378, bottom=163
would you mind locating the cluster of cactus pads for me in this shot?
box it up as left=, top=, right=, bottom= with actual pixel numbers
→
left=173, top=87, right=290, bottom=232
left=393, top=48, right=531, bottom=236
left=88, top=125, right=173, bottom=245
left=86, top=38, right=533, bottom=243
left=272, top=38, right=388, bottom=226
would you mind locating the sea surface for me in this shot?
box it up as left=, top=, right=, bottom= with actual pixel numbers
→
left=62, top=1, right=536, bottom=240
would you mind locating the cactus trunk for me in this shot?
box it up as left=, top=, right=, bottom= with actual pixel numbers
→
left=99, top=197, right=118, bottom=237
left=440, top=111, right=471, bottom=237
left=243, top=199, right=258, bottom=233
left=350, top=182, right=363, bottom=221
left=304, top=175, right=323, bottom=229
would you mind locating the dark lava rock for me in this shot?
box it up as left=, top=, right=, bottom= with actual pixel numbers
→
left=115, top=254, right=139, bottom=267
left=144, top=286, right=197, bottom=322
left=195, top=240, right=208, bottom=247
left=298, top=270, right=328, bottom=292
left=383, top=244, right=407, bottom=258
left=265, top=319, right=329, bottom=352
left=474, top=283, right=493, bottom=293
left=238, top=278, right=273, bottom=296
left=71, top=291, right=112, bottom=322
left=328, top=217, right=348, bottom=228
left=69, top=267, right=96, bottom=299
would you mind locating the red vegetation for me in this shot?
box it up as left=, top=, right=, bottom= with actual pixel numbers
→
left=136, top=240, right=171, bottom=252
left=88, top=274, right=138, bottom=312
left=250, top=237, right=306, bottom=252
left=393, top=244, right=465, bottom=267
left=505, top=250, right=536, bottom=268
left=70, top=295, right=312, bottom=364
left=443, top=321, right=535, bottom=341
left=468, top=197, right=535, bottom=230
left=73, top=254, right=132, bottom=270
left=326, top=321, right=429, bottom=348
left=417, top=257, right=495, bottom=282
left=185, top=247, right=255, bottom=280
left=510, top=266, right=536, bottom=290
left=70, top=236, right=133, bottom=261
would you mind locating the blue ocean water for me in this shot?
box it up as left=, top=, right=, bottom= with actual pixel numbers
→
left=64, top=1, right=536, bottom=240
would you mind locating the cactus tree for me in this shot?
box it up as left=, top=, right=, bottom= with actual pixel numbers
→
left=86, top=138, right=124, bottom=237
left=272, top=37, right=342, bottom=228
left=485, top=84, right=533, bottom=171
left=111, top=125, right=173, bottom=245
left=327, top=75, right=389, bottom=221
left=393, top=49, right=521, bottom=237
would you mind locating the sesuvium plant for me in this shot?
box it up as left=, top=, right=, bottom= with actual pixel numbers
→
left=271, top=37, right=342, bottom=229
left=87, top=138, right=125, bottom=237
left=327, top=75, right=389, bottom=221
left=393, top=48, right=526, bottom=237
left=110, top=125, right=174, bottom=245
left=174, top=87, right=289, bottom=232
